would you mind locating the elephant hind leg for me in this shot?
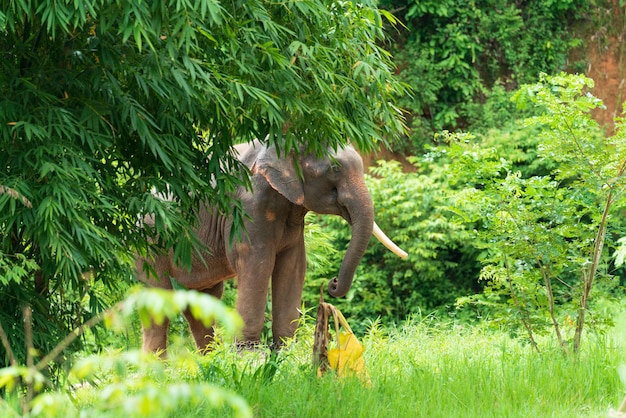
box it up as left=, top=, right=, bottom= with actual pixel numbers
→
left=139, top=255, right=173, bottom=356
left=143, top=317, right=170, bottom=357
left=184, top=282, right=225, bottom=353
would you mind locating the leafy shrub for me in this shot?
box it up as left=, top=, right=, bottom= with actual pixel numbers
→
left=445, top=74, right=626, bottom=352
left=0, top=287, right=248, bottom=417
left=303, top=74, right=626, bottom=352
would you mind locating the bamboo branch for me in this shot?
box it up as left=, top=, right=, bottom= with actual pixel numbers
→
left=35, top=302, right=123, bottom=370
left=23, top=307, right=34, bottom=415
left=0, top=321, right=18, bottom=367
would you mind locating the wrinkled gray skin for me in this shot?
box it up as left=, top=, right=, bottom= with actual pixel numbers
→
left=136, top=139, right=374, bottom=353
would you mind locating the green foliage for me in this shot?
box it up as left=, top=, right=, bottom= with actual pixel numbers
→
left=0, top=0, right=406, bottom=367
left=303, top=73, right=626, bottom=352
left=445, top=74, right=626, bottom=352
left=0, top=253, right=38, bottom=286
left=117, top=287, right=244, bottom=335
left=304, top=159, right=481, bottom=332
left=379, top=0, right=585, bottom=153
left=614, top=236, right=626, bottom=268
left=304, top=213, right=340, bottom=275
left=0, top=287, right=246, bottom=417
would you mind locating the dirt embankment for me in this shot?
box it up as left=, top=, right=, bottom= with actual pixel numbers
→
left=586, top=0, right=626, bottom=133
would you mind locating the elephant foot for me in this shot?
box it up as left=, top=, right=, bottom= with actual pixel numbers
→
left=234, top=339, right=287, bottom=353
left=235, top=339, right=264, bottom=352
left=268, top=340, right=286, bottom=352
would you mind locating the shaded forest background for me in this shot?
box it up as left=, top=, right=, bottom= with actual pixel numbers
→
left=366, top=0, right=626, bottom=160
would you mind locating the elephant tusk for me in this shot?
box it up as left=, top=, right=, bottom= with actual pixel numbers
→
left=372, top=221, right=408, bottom=259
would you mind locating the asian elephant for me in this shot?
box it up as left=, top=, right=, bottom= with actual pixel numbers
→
left=136, top=139, right=406, bottom=354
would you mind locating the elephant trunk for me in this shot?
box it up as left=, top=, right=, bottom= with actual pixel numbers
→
left=327, top=193, right=375, bottom=298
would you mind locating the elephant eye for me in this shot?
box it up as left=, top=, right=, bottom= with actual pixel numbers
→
left=329, top=166, right=342, bottom=181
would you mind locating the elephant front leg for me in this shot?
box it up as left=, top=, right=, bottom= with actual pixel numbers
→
left=271, top=243, right=306, bottom=347
left=235, top=255, right=274, bottom=343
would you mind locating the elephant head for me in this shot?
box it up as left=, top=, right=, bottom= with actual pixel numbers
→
left=255, top=144, right=402, bottom=298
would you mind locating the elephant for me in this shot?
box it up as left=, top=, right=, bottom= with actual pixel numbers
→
left=136, top=139, right=407, bottom=354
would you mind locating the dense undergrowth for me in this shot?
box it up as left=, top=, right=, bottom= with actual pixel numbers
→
left=2, top=297, right=623, bottom=417
left=379, top=0, right=591, bottom=154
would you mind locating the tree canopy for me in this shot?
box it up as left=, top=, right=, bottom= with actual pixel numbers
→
left=0, top=0, right=406, bottom=362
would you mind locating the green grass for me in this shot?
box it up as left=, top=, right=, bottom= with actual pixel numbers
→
left=227, top=322, right=623, bottom=418
left=6, top=318, right=624, bottom=417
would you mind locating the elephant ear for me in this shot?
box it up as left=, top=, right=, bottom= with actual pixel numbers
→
left=256, top=145, right=305, bottom=205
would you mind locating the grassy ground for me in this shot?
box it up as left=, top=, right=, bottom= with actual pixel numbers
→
left=10, top=317, right=623, bottom=417
left=185, top=319, right=624, bottom=418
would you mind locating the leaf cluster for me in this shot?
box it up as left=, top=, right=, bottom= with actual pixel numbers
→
left=0, top=287, right=247, bottom=417
left=378, top=0, right=586, bottom=153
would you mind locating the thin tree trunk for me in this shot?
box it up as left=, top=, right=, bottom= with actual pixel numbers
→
left=573, top=192, right=611, bottom=352
left=572, top=158, right=626, bottom=352
left=538, top=260, right=568, bottom=354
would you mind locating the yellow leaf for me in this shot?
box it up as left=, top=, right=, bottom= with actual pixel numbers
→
left=327, top=331, right=366, bottom=378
